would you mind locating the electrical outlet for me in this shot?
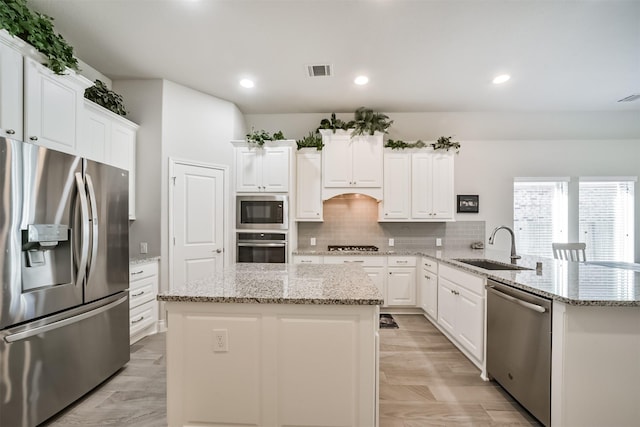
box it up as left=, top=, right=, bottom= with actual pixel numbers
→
left=140, top=242, right=148, bottom=254
left=213, top=329, right=228, bottom=352
left=310, top=237, right=316, bottom=246
left=389, top=238, right=394, bottom=247
left=436, top=238, right=442, bottom=247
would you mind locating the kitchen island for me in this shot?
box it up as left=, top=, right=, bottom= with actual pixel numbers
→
left=158, top=263, right=383, bottom=427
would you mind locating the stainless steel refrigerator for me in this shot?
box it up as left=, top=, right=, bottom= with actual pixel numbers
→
left=0, top=137, right=130, bottom=427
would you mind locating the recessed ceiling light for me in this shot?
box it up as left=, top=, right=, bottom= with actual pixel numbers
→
left=492, top=74, right=511, bottom=84
left=354, top=75, right=369, bottom=85
left=239, top=79, right=254, bottom=88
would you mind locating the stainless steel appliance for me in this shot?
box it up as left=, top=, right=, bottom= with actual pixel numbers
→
left=0, top=137, right=130, bottom=427
left=237, top=232, right=287, bottom=263
left=486, top=279, right=552, bottom=427
left=236, top=195, right=288, bottom=230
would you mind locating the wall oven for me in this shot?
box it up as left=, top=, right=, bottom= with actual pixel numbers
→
left=236, top=195, right=288, bottom=230
left=237, top=232, right=287, bottom=263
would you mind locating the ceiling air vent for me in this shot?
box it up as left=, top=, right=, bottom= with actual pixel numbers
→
left=307, top=64, right=332, bottom=77
left=617, top=94, right=640, bottom=102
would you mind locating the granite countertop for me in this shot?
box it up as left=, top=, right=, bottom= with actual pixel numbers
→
left=294, top=248, right=640, bottom=307
left=157, top=263, right=384, bottom=305
left=130, top=256, right=160, bottom=265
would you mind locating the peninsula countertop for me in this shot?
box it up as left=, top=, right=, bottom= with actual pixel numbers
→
left=294, top=248, right=640, bottom=307
left=157, top=263, right=383, bottom=305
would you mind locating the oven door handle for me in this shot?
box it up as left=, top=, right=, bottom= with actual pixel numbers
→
left=237, top=243, right=286, bottom=247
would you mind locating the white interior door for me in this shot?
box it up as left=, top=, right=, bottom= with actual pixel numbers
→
left=172, top=162, right=225, bottom=288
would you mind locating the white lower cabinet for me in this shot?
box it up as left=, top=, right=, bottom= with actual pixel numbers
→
left=292, top=255, right=323, bottom=264
left=320, top=255, right=388, bottom=306
left=387, top=256, right=417, bottom=306
left=129, top=259, right=159, bottom=344
left=437, top=263, right=485, bottom=365
left=419, top=257, right=438, bottom=319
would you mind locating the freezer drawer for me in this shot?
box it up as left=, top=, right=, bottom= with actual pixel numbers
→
left=0, top=294, right=130, bottom=427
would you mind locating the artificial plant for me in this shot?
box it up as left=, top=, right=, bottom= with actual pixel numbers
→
left=84, top=80, right=128, bottom=116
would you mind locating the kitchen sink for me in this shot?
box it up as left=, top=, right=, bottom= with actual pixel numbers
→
left=455, top=259, right=533, bottom=271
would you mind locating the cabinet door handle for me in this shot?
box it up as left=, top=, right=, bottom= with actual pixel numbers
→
left=424, top=275, right=430, bottom=279
left=30, top=136, right=38, bottom=141
left=131, top=316, right=145, bottom=324
left=6, top=129, right=15, bottom=135
left=131, top=290, right=145, bottom=297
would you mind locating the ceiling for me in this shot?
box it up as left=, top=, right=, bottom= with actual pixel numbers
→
left=28, top=0, right=640, bottom=114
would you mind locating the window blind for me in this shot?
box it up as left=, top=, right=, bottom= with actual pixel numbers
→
left=514, top=181, right=568, bottom=258
left=579, top=180, right=634, bottom=262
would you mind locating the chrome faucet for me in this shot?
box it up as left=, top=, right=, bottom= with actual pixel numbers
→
left=488, top=226, right=521, bottom=260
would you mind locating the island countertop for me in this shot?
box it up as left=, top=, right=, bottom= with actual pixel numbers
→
left=157, top=263, right=383, bottom=305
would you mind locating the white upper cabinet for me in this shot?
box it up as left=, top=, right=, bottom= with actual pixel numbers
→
left=24, top=57, right=92, bottom=154
left=233, top=141, right=294, bottom=193
left=81, top=100, right=139, bottom=219
left=0, top=32, right=24, bottom=141
left=413, top=151, right=454, bottom=219
left=296, top=150, right=323, bottom=220
left=380, top=149, right=455, bottom=222
left=381, top=152, right=411, bottom=220
left=321, top=130, right=383, bottom=200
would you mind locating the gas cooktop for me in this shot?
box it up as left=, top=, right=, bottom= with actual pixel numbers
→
left=327, top=245, right=379, bottom=252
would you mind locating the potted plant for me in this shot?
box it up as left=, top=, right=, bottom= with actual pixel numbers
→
left=246, top=129, right=286, bottom=146
left=316, top=113, right=353, bottom=133
left=350, top=107, right=393, bottom=136
left=84, top=80, right=128, bottom=116
left=296, top=132, right=324, bottom=150
left=0, top=0, right=79, bottom=74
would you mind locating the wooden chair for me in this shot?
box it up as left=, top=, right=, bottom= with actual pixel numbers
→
left=552, top=243, right=587, bottom=262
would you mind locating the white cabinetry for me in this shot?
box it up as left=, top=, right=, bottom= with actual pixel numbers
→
left=379, top=150, right=455, bottom=221
left=323, top=255, right=387, bottom=304
left=24, top=57, right=91, bottom=154
left=419, top=257, right=438, bottom=319
left=0, top=32, right=24, bottom=140
left=292, top=255, right=323, bottom=264
left=437, top=263, right=485, bottom=364
left=82, top=101, right=138, bottom=219
left=387, top=256, right=417, bottom=306
left=296, top=150, right=323, bottom=220
left=321, top=130, right=383, bottom=200
left=129, top=259, right=159, bottom=344
left=233, top=141, right=294, bottom=193
left=412, top=151, right=454, bottom=219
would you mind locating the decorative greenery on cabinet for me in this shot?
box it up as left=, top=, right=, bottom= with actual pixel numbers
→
left=84, top=80, right=128, bottom=116
left=386, top=136, right=461, bottom=153
left=316, top=107, right=393, bottom=137
left=246, top=128, right=286, bottom=146
left=0, top=0, right=79, bottom=74
left=296, top=132, right=324, bottom=150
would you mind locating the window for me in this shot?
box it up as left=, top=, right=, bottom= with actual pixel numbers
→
left=579, top=179, right=635, bottom=262
left=513, top=177, right=636, bottom=261
left=514, top=179, right=568, bottom=258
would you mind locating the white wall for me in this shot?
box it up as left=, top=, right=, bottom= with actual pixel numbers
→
left=246, top=111, right=640, bottom=260
left=113, top=79, right=164, bottom=258
left=114, top=79, right=246, bottom=294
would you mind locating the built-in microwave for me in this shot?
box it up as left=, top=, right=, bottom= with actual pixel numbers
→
left=236, top=195, right=288, bottom=230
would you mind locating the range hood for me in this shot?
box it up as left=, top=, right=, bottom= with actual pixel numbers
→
left=322, top=189, right=382, bottom=202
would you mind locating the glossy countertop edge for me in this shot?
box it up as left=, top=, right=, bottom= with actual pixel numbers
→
left=294, top=249, right=640, bottom=307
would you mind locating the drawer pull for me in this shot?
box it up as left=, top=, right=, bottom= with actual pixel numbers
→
left=344, top=260, right=364, bottom=263
left=301, top=260, right=313, bottom=263
left=131, top=290, right=145, bottom=297
left=131, top=316, right=145, bottom=324
left=131, top=270, right=144, bottom=275
left=396, top=260, right=408, bottom=264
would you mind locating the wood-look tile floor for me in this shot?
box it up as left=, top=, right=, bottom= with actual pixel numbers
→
left=42, top=314, right=541, bottom=426
left=379, top=315, right=541, bottom=427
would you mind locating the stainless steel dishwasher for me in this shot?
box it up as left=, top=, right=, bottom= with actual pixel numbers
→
left=486, top=279, right=552, bottom=427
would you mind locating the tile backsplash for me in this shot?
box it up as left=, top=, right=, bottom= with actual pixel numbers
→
left=296, top=196, right=485, bottom=251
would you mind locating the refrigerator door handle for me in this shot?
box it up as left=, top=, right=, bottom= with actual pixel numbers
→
left=75, top=172, right=90, bottom=285
left=3, top=296, right=128, bottom=343
left=85, top=173, right=99, bottom=282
